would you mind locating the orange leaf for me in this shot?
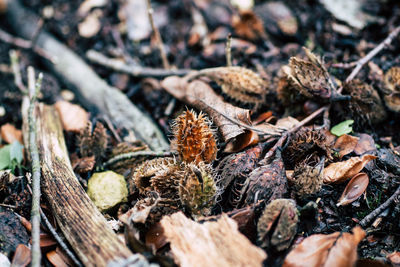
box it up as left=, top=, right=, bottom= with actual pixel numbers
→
left=46, top=249, right=69, bottom=267
left=333, top=134, right=359, bottom=158
left=224, top=130, right=259, bottom=153
left=55, top=100, right=88, bottom=132
left=11, top=244, right=31, bottom=267
left=354, top=134, right=376, bottom=155
left=337, top=172, right=369, bottom=206
left=283, top=226, right=365, bottom=267
left=323, top=154, right=377, bottom=183
left=0, top=123, right=23, bottom=144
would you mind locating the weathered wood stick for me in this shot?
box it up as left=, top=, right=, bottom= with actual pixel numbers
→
left=6, top=0, right=168, bottom=151
left=22, top=102, right=133, bottom=267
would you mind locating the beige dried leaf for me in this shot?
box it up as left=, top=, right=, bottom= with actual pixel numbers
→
left=337, top=172, right=369, bottom=206
left=333, top=134, right=359, bottom=158
left=0, top=123, right=23, bottom=144
left=323, top=154, right=377, bottom=183
left=55, top=100, right=88, bottom=132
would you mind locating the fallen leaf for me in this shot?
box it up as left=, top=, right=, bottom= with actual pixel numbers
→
left=331, top=120, right=354, bottom=137
left=46, top=250, right=69, bottom=267
left=11, top=244, right=31, bottom=267
left=232, top=10, right=266, bottom=40
left=78, top=9, right=102, bottom=38
left=283, top=226, right=365, bottom=267
left=0, top=123, right=23, bottom=144
left=161, top=76, right=252, bottom=142
left=224, top=130, right=259, bottom=153
left=77, top=0, right=107, bottom=16
left=118, top=0, right=152, bottom=42
left=323, top=154, right=376, bottom=183
left=337, top=172, right=369, bottom=206
left=354, top=133, right=376, bottom=155
left=160, top=212, right=267, bottom=267
left=334, top=134, right=359, bottom=158
left=275, top=116, right=299, bottom=130
left=55, top=100, right=89, bottom=132
left=387, top=251, right=400, bottom=267
left=145, top=222, right=167, bottom=251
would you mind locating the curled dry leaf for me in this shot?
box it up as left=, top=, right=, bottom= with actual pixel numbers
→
left=323, top=154, right=377, bottom=183
left=161, top=76, right=253, bottom=142
left=337, top=172, right=369, bottom=206
left=55, top=100, right=88, bottom=132
left=354, top=133, right=376, bottom=155
left=333, top=134, right=359, bottom=158
left=11, top=244, right=31, bottom=267
left=283, top=226, right=366, bottom=267
left=224, top=129, right=259, bottom=153
left=232, top=10, right=267, bottom=40
left=0, top=123, right=23, bottom=144
left=160, top=212, right=267, bottom=267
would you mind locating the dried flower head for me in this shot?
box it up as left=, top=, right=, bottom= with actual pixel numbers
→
left=291, top=157, right=324, bottom=198
left=172, top=110, right=217, bottom=164
left=383, top=66, right=400, bottom=112
left=190, top=66, right=268, bottom=106
left=283, top=127, right=333, bottom=168
left=257, top=199, right=298, bottom=251
left=340, top=79, right=387, bottom=126
left=283, top=48, right=348, bottom=102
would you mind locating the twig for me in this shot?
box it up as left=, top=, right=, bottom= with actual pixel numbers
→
left=147, top=0, right=170, bottom=69
left=225, top=33, right=232, bottom=67
left=27, top=67, right=43, bottom=267
left=86, top=50, right=192, bottom=77
left=360, top=184, right=400, bottom=227
left=9, top=50, right=27, bottom=93
left=104, top=150, right=175, bottom=168
left=331, top=61, right=357, bottom=69
left=102, top=115, right=122, bottom=143
left=345, top=26, right=400, bottom=83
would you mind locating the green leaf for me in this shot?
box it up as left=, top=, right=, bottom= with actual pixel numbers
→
left=331, top=120, right=354, bottom=137
left=10, top=141, right=24, bottom=167
left=0, top=145, right=11, bottom=170
left=0, top=141, right=24, bottom=171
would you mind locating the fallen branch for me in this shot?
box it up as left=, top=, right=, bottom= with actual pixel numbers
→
left=27, top=67, right=42, bottom=267
left=86, top=50, right=192, bottom=77
left=21, top=102, right=134, bottom=266
left=104, top=150, right=175, bottom=168
left=6, top=1, right=169, bottom=151
left=360, top=184, right=400, bottom=227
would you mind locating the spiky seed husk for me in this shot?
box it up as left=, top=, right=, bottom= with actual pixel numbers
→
left=193, top=66, right=268, bottom=106
left=291, top=159, right=324, bottom=198
left=383, top=66, right=400, bottom=112
left=178, top=162, right=217, bottom=216
left=172, top=110, right=217, bottom=164
left=340, top=79, right=387, bottom=126
left=276, top=68, right=308, bottom=106
left=131, top=157, right=176, bottom=194
left=77, top=121, right=93, bottom=157
left=257, top=199, right=298, bottom=251
left=76, top=121, right=108, bottom=160
left=283, top=127, right=333, bottom=168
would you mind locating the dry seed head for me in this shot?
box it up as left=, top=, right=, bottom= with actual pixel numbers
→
left=341, top=79, right=387, bottom=126
left=172, top=110, right=217, bottom=164
left=178, top=162, right=218, bottom=216
left=276, top=67, right=307, bottom=106
left=194, top=66, right=268, bottom=106
left=291, top=158, right=324, bottom=197
left=384, top=66, right=400, bottom=112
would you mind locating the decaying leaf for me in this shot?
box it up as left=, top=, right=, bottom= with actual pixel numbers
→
left=224, top=129, right=259, bottom=153
left=161, top=76, right=253, bottom=142
left=387, top=251, right=400, bottom=267
left=337, top=172, right=369, bottom=206
left=76, top=121, right=108, bottom=161
left=71, top=155, right=95, bottom=173
left=160, top=212, right=267, bottom=267
left=232, top=10, right=267, bottom=40
left=257, top=199, right=298, bottom=251
left=55, top=100, right=88, bottom=132
left=0, top=123, right=23, bottom=144
left=242, top=150, right=288, bottom=206
left=172, top=110, right=217, bottom=164
left=283, top=226, right=366, bottom=267
left=282, top=47, right=347, bottom=102
left=333, top=134, right=359, bottom=158
left=188, top=66, right=268, bottom=107
left=11, top=244, right=31, bottom=267
left=383, top=66, right=400, bottom=112
left=323, top=154, right=376, bottom=183
left=354, top=133, right=376, bottom=155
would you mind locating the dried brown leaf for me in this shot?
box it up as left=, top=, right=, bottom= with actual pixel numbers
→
left=337, top=172, right=369, bottom=206
left=55, top=100, right=88, bottom=132
left=72, top=155, right=95, bottom=173
left=160, top=212, right=267, bottom=267
left=232, top=10, right=267, bottom=40
left=0, top=123, right=23, bottom=144
left=354, top=133, right=376, bottom=155
left=224, top=129, right=259, bottom=153
left=387, top=251, right=400, bottom=267
left=145, top=222, right=167, bottom=251
left=11, top=244, right=31, bottom=267
left=46, top=249, right=69, bottom=267
left=323, top=154, right=377, bottom=183
left=161, top=76, right=252, bottom=142
left=283, top=226, right=365, bottom=267
left=334, top=134, right=359, bottom=158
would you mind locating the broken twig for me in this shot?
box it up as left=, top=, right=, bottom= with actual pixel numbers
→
left=104, top=150, right=175, bottom=168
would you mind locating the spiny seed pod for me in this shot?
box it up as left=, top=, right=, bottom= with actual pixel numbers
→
left=383, top=66, right=400, bottom=112
left=283, top=127, right=333, bottom=168
left=130, top=157, right=176, bottom=194
left=189, top=66, right=268, bottom=106
left=257, top=199, right=298, bottom=251
left=172, top=110, right=217, bottom=164
left=340, top=79, right=387, bottom=126
left=178, top=162, right=218, bottom=216
left=276, top=68, right=308, bottom=106
left=291, top=158, right=324, bottom=198
left=283, top=48, right=348, bottom=102
left=76, top=121, right=108, bottom=160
